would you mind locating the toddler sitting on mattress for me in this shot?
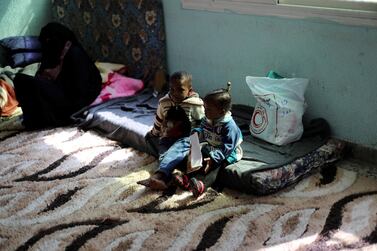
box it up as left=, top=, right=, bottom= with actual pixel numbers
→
left=139, top=71, right=204, bottom=189
left=145, top=71, right=205, bottom=157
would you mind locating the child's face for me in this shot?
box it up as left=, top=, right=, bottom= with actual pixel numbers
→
left=204, top=99, right=225, bottom=120
left=169, top=80, right=191, bottom=103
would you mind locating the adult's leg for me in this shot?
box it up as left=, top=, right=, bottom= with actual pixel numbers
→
left=13, top=74, right=61, bottom=129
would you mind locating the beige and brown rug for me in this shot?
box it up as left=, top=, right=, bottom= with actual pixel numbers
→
left=0, top=127, right=376, bottom=251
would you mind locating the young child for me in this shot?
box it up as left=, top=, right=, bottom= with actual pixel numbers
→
left=145, top=71, right=205, bottom=157
left=143, top=83, right=243, bottom=196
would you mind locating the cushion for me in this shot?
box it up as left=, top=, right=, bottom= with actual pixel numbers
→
left=91, top=72, right=144, bottom=106
left=0, top=36, right=41, bottom=51
left=95, top=61, right=127, bottom=82
left=51, top=0, right=167, bottom=83
left=219, top=139, right=345, bottom=195
left=11, top=52, right=42, bottom=68
left=0, top=46, right=7, bottom=67
left=0, top=36, right=42, bottom=67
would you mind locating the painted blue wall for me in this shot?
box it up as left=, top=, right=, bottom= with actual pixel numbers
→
left=0, top=0, right=51, bottom=39
left=162, top=0, right=377, bottom=149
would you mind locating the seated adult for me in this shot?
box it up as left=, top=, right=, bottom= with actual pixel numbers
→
left=14, top=22, right=102, bottom=129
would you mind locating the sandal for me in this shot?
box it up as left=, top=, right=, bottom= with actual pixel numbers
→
left=172, top=173, right=190, bottom=190
left=189, top=178, right=205, bottom=197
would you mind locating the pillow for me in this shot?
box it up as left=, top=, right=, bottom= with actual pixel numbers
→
left=91, top=72, right=144, bottom=106
left=0, top=36, right=42, bottom=67
left=11, top=52, right=42, bottom=68
left=0, top=46, right=7, bottom=67
left=95, top=62, right=127, bottom=82
left=0, top=36, right=41, bottom=51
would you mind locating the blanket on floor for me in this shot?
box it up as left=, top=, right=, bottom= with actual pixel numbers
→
left=0, top=127, right=376, bottom=250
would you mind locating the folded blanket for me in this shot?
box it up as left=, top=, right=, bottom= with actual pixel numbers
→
left=91, top=72, right=144, bottom=106
left=0, top=79, right=18, bottom=116
left=0, top=63, right=38, bottom=128
left=0, top=63, right=39, bottom=87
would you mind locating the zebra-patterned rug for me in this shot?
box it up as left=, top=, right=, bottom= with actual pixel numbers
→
left=0, top=127, right=376, bottom=251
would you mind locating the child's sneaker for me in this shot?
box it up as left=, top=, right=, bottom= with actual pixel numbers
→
left=189, top=178, right=205, bottom=197
left=172, top=173, right=190, bottom=190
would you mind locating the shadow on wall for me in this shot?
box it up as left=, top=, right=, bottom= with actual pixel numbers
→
left=0, top=0, right=52, bottom=39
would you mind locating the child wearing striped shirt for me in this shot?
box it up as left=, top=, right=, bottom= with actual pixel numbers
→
left=139, top=71, right=204, bottom=189
left=145, top=71, right=205, bottom=156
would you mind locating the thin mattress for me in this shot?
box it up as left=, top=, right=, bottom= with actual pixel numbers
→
left=72, top=93, right=344, bottom=194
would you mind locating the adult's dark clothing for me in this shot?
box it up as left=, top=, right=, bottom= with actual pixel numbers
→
left=14, top=22, right=102, bottom=129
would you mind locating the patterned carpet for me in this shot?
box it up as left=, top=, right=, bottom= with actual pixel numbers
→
left=0, top=127, right=376, bottom=251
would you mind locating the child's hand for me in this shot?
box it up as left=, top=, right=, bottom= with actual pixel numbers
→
left=145, top=131, right=153, bottom=139
left=203, top=157, right=213, bottom=174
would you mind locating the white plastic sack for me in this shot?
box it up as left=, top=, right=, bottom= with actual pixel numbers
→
left=246, top=76, right=309, bottom=145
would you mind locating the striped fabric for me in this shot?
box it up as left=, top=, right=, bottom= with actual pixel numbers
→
left=150, top=92, right=204, bottom=137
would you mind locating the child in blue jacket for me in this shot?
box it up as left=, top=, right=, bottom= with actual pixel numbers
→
left=141, top=83, right=243, bottom=197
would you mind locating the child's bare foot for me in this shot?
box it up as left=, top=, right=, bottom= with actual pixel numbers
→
left=137, top=172, right=168, bottom=190
left=137, top=178, right=151, bottom=187
left=149, top=177, right=168, bottom=190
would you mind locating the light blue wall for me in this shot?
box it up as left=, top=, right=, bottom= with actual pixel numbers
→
left=0, top=0, right=51, bottom=39
left=162, top=0, right=377, bottom=149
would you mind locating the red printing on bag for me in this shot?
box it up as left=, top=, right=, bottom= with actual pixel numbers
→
left=251, top=105, right=268, bottom=134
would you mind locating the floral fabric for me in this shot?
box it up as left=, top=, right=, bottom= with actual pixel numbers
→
left=51, top=0, right=167, bottom=83
left=0, top=79, right=19, bottom=116
left=223, top=139, right=345, bottom=195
